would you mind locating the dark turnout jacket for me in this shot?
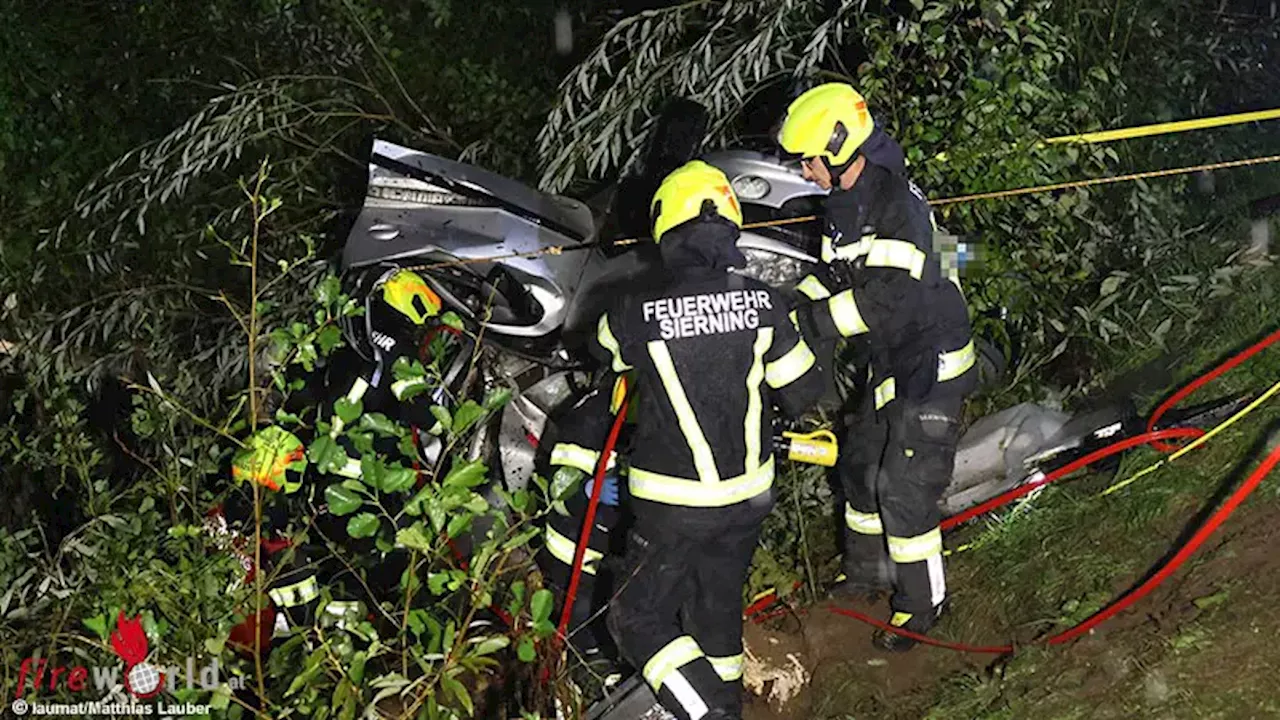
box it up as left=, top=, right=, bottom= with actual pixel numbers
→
left=586, top=222, right=825, bottom=508
left=793, top=142, right=977, bottom=407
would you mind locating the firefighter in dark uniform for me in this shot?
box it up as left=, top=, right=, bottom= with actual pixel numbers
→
left=591, top=160, right=825, bottom=720
left=222, top=268, right=446, bottom=646
left=776, top=83, right=979, bottom=652
left=534, top=372, right=633, bottom=692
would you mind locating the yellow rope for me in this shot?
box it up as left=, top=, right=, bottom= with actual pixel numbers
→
left=1098, top=378, right=1280, bottom=498
left=395, top=152, right=1280, bottom=273
left=930, top=153, right=1280, bottom=206
left=1043, top=107, right=1280, bottom=146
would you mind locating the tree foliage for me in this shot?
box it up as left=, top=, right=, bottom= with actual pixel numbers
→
left=1, top=0, right=1278, bottom=716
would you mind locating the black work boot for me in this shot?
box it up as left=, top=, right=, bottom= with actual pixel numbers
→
left=828, top=533, right=895, bottom=602
left=872, top=603, right=946, bottom=653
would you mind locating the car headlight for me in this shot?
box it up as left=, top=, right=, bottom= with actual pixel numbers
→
left=731, top=175, right=771, bottom=201
left=734, top=248, right=811, bottom=288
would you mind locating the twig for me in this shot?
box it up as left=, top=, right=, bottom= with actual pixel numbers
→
left=338, top=0, right=459, bottom=151
left=246, top=160, right=270, bottom=707
left=124, top=379, right=245, bottom=446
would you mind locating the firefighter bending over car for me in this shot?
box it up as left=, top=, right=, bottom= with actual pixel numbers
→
left=777, top=83, right=978, bottom=652
left=563, top=159, right=824, bottom=720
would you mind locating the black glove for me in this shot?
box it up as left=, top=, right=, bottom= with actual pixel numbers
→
left=828, top=258, right=859, bottom=288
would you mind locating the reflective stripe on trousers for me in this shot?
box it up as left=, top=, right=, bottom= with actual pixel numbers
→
left=844, top=502, right=884, bottom=535
left=706, top=654, right=745, bottom=682
left=887, top=527, right=946, bottom=608
left=643, top=635, right=711, bottom=720
left=544, top=525, right=603, bottom=575
left=269, top=574, right=319, bottom=608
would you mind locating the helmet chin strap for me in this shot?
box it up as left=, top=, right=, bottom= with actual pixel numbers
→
left=821, top=153, right=859, bottom=189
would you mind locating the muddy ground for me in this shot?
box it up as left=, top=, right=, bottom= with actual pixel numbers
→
left=739, top=477, right=1280, bottom=719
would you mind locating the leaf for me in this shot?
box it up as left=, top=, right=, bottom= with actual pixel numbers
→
left=483, top=388, right=512, bottom=412
left=1099, top=274, right=1123, bottom=296
left=381, top=466, right=417, bottom=494
left=316, top=325, right=343, bottom=355
left=332, top=678, right=353, bottom=716
left=1192, top=589, right=1229, bottom=610
left=309, top=435, right=348, bottom=474
left=441, top=311, right=465, bottom=331
left=472, top=636, right=510, bottom=656
left=429, top=572, right=449, bottom=596
left=325, top=485, right=364, bottom=516
left=346, top=513, right=380, bottom=539
left=204, top=635, right=226, bottom=655
left=441, top=674, right=473, bottom=716
left=359, top=412, right=403, bottom=438
left=507, top=581, right=527, bottom=617
left=334, top=397, right=363, bottom=424
left=316, top=275, right=342, bottom=305
left=452, top=400, right=486, bottom=435
left=531, top=589, right=553, bottom=624
left=430, top=406, right=452, bottom=432
left=443, top=459, right=487, bottom=489
left=83, top=614, right=108, bottom=639
left=396, top=523, right=434, bottom=553
left=360, top=455, right=385, bottom=489
left=348, top=651, right=367, bottom=686
left=211, top=685, right=232, bottom=711
left=502, top=526, right=540, bottom=552
left=517, top=637, right=537, bottom=663
left=446, top=513, right=473, bottom=539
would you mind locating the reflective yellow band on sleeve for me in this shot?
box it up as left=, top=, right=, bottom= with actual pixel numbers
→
left=544, top=525, right=602, bottom=575
left=550, top=443, right=606, bottom=475
left=828, top=290, right=871, bottom=337
left=597, top=314, right=633, bottom=372
left=820, top=234, right=836, bottom=264
left=938, top=339, right=976, bottom=382
left=391, top=377, right=427, bottom=400
left=865, top=239, right=927, bottom=279
left=765, top=338, right=816, bottom=389
left=707, top=654, right=745, bottom=681
left=874, top=377, right=896, bottom=410
left=887, top=527, right=943, bottom=564
left=795, top=275, right=831, bottom=300
left=629, top=458, right=774, bottom=508
left=643, top=635, right=705, bottom=691
left=269, top=575, right=320, bottom=608
left=346, top=377, right=370, bottom=403
left=844, top=503, right=884, bottom=535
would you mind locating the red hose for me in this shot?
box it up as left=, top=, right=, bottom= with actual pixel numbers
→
left=1146, top=327, right=1280, bottom=452
left=555, top=395, right=630, bottom=645
left=939, top=428, right=1202, bottom=531
left=821, top=440, right=1280, bottom=655
left=808, top=327, right=1280, bottom=654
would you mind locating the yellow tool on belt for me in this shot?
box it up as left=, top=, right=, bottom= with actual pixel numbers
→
left=775, top=428, right=840, bottom=467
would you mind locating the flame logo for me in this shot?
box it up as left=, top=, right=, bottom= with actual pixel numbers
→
left=109, top=612, right=165, bottom=699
